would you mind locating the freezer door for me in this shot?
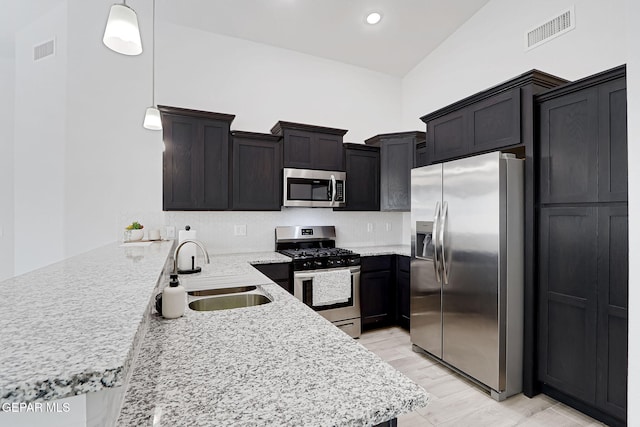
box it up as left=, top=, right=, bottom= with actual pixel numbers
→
left=410, top=164, right=443, bottom=358
left=441, top=151, right=502, bottom=391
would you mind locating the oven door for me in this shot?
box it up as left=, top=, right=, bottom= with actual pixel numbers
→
left=283, top=168, right=346, bottom=208
left=293, top=266, right=360, bottom=323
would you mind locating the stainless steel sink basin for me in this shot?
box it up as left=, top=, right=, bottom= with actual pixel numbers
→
left=188, top=286, right=257, bottom=297
left=188, top=293, right=272, bottom=311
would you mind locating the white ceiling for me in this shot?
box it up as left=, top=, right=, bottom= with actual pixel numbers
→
left=157, top=0, right=492, bottom=77
left=3, top=0, right=491, bottom=76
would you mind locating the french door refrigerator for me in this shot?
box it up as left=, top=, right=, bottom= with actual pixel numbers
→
left=410, top=150, right=524, bottom=401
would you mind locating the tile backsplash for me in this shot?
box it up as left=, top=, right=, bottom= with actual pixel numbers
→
left=120, top=209, right=405, bottom=254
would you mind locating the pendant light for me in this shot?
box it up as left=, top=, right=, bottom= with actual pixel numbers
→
left=143, top=0, right=162, bottom=130
left=103, top=1, right=143, bottom=56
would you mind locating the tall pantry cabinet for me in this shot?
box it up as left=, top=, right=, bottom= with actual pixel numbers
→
left=536, top=65, right=627, bottom=426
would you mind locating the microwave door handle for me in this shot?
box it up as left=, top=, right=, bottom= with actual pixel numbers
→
left=330, top=175, right=336, bottom=206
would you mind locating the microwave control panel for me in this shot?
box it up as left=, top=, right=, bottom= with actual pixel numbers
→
left=335, top=182, right=344, bottom=201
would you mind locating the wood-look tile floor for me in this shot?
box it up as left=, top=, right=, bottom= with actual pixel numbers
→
left=359, top=327, right=607, bottom=427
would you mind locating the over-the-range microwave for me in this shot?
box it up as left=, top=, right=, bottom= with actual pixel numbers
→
left=283, top=168, right=346, bottom=208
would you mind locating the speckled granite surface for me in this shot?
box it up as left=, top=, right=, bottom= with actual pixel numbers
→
left=0, top=241, right=174, bottom=405
left=117, top=257, right=429, bottom=426
left=345, top=245, right=411, bottom=257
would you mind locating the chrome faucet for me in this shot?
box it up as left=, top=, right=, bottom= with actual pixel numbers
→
left=173, top=239, right=210, bottom=274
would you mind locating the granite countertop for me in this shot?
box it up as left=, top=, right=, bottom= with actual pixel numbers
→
left=117, top=253, right=429, bottom=426
left=345, top=245, right=411, bottom=257
left=0, top=240, right=174, bottom=404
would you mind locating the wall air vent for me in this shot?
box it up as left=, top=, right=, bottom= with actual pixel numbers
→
left=34, top=39, right=55, bottom=61
left=525, top=6, right=575, bottom=51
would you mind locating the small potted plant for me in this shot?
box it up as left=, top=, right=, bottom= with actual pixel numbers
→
left=125, top=221, right=144, bottom=241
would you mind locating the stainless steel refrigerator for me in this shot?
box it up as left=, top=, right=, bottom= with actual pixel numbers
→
left=410, top=150, right=524, bottom=401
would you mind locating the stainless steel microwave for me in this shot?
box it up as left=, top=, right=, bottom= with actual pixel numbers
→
left=283, top=168, right=346, bottom=208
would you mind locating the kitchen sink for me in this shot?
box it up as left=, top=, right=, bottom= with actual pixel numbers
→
left=188, top=286, right=257, bottom=297
left=188, top=293, right=272, bottom=311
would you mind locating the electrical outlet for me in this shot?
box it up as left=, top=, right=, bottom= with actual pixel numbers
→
left=385, top=222, right=392, bottom=232
left=366, top=223, right=374, bottom=233
left=166, top=226, right=176, bottom=239
left=234, top=224, right=247, bottom=236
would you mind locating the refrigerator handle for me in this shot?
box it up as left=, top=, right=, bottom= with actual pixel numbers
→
left=440, top=201, right=449, bottom=285
left=433, top=202, right=442, bottom=283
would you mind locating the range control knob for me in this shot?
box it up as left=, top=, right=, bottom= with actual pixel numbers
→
left=314, top=260, right=323, bottom=268
left=302, top=261, right=311, bottom=270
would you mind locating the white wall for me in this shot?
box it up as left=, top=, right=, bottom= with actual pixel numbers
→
left=62, top=0, right=161, bottom=259
left=402, top=0, right=627, bottom=129
left=157, top=22, right=403, bottom=143
left=13, top=2, right=68, bottom=275
left=0, top=55, right=15, bottom=281
left=625, top=0, right=638, bottom=424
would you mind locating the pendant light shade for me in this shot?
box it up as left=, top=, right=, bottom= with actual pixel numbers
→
left=143, top=0, right=162, bottom=131
left=143, top=106, right=162, bottom=130
left=103, top=3, right=143, bottom=56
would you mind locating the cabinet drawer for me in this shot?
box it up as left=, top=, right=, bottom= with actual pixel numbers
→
left=361, top=255, right=393, bottom=272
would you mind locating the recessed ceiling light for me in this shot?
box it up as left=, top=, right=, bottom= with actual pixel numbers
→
left=366, top=12, right=382, bottom=25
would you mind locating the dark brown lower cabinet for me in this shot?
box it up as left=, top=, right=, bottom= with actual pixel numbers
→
left=538, top=206, right=628, bottom=426
left=396, top=256, right=410, bottom=330
left=252, top=263, right=292, bottom=294
left=360, top=256, right=395, bottom=329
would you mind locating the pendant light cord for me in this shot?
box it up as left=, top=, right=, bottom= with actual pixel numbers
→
left=152, top=0, right=156, bottom=106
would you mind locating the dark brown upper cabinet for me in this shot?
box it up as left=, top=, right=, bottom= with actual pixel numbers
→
left=420, top=70, right=568, bottom=165
left=365, top=131, right=425, bottom=212
left=159, top=106, right=235, bottom=211
left=336, top=143, right=380, bottom=211
left=538, top=66, right=628, bottom=204
left=271, top=121, right=347, bottom=171
left=231, top=131, right=282, bottom=211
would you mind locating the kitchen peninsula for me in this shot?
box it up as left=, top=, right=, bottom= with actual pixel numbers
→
left=0, top=242, right=428, bottom=426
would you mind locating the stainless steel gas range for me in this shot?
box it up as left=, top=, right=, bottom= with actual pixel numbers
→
left=275, top=226, right=361, bottom=338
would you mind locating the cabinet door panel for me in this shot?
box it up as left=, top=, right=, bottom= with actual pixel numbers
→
left=598, top=78, right=628, bottom=202
left=381, top=138, right=413, bottom=211
left=232, top=137, right=282, bottom=210
left=313, top=133, right=344, bottom=171
left=341, top=148, right=379, bottom=211
left=202, top=121, right=229, bottom=209
left=163, top=115, right=198, bottom=210
left=471, top=88, right=521, bottom=151
left=539, top=88, right=598, bottom=203
left=596, top=206, right=628, bottom=418
left=428, top=112, right=466, bottom=163
left=397, top=269, right=410, bottom=329
left=361, top=270, right=393, bottom=326
left=538, top=207, right=597, bottom=403
left=283, top=130, right=313, bottom=168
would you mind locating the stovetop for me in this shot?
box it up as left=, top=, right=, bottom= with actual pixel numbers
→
left=275, top=226, right=360, bottom=271
left=279, top=247, right=360, bottom=271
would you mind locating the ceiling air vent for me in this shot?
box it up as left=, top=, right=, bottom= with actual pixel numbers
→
left=525, top=6, right=575, bottom=51
left=34, top=39, right=55, bottom=61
